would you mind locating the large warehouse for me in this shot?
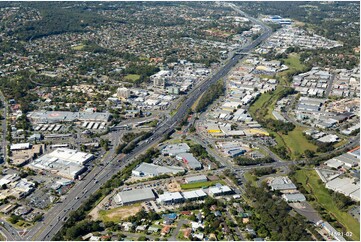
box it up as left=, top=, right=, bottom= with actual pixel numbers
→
left=176, top=153, right=202, bottom=170
left=157, top=192, right=184, bottom=205
left=182, top=189, right=207, bottom=201
left=161, top=143, right=190, bottom=156
left=132, top=162, right=185, bottom=177
left=27, top=111, right=111, bottom=124
left=114, top=188, right=156, bottom=205
left=28, top=148, right=94, bottom=180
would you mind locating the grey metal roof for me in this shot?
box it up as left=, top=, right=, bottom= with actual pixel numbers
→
left=116, top=188, right=155, bottom=204
left=133, top=162, right=185, bottom=176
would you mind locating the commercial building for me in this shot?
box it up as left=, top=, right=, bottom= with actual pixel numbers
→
left=208, top=184, right=233, bottom=197
left=157, top=192, right=184, bottom=205
left=324, top=152, right=359, bottom=169
left=0, top=178, right=35, bottom=200
left=185, top=175, right=208, bottom=184
left=117, top=87, right=131, bottom=99
left=268, top=176, right=297, bottom=191
left=348, top=147, right=360, bottom=159
left=166, top=86, right=180, bottom=95
left=10, top=143, right=31, bottom=151
left=176, top=153, right=202, bottom=170
left=325, top=177, right=360, bottom=201
left=317, top=134, right=339, bottom=143
left=182, top=189, right=207, bottom=201
left=114, top=188, right=156, bottom=205
left=132, top=162, right=185, bottom=177
left=151, top=70, right=171, bottom=89
left=27, top=111, right=111, bottom=124
left=321, top=221, right=346, bottom=241
left=161, top=143, right=190, bottom=156
left=28, top=148, right=94, bottom=179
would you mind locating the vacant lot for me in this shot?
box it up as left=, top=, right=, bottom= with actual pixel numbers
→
left=98, top=203, right=142, bottom=222
left=293, top=169, right=359, bottom=240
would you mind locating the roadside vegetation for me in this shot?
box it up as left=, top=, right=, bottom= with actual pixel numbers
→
left=195, top=79, right=225, bottom=113
left=290, top=168, right=360, bottom=240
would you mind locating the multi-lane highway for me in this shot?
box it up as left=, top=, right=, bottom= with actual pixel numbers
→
left=0, top=4, right=275, bottom=241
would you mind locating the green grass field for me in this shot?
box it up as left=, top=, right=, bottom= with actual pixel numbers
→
left=249, top=53, right=316, bottom=159
left=279, top=53, right=308, bottom=81
left=294, top=170, right=360, bottom=240
left=244, top=172, right=258, bottom=187
left=124, top=74, right=141, bottom=82
left=279, top=126, right=318, bottom=155
left=180, top=180, right=224, bottom=190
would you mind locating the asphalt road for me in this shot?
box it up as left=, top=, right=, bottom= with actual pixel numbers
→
left=0, top=218, right=22, bottom=241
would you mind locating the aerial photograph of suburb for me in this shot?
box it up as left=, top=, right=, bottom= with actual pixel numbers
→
left=0, top=1, right=359, bottom=241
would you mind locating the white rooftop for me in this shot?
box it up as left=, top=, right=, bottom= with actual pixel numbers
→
left=182, top=189, right=207, bottom=200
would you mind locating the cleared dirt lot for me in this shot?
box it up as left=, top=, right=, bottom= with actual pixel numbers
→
left=97, top=203, right=143, bottom=222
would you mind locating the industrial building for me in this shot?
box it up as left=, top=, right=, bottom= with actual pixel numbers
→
left=157, top=192, right=184, bottom=205
left=282, top=193, right=306, bottom=202
left=317, top=134, right=339, bottom=143
left=161, top=143, right=190, bottom=156
left=208, top=184, right=233, bottom=197
left=114, top=188, right=156, bottom=205
left=325, top=177, right=360, bottom=201
left=176, top=153, right=202, bottom=170
left=28, top=148, right=93, bottom=179
left=185, top=175, right=208, bottom=184
left=268, top=176, right=297, bottom=191
left=321, top=221, right=346, bottom=241
left=132, top=162, right=185, bottom=177
left=324, top=152, right=359, bottom=169
left=10, top=143, right=31, bottom=151
left=27, top=111, right=111, bottom=124
left=182, top=189, right=207, bottom=201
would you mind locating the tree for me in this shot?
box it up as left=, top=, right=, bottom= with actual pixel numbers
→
left=138, top=236, right=147, bottom=241
left=304, top=149, right=315, bottom=158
